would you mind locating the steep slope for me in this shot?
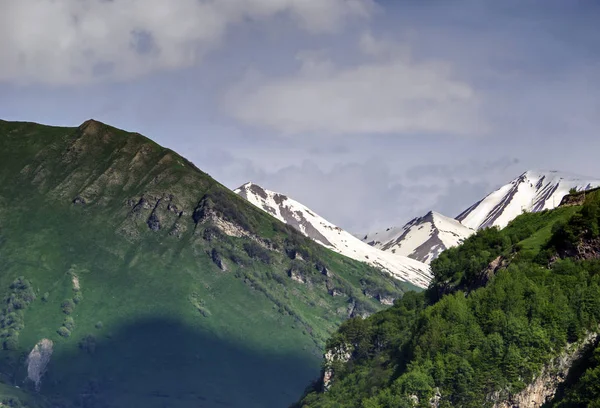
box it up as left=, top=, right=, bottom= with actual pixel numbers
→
left=457, top=170, right=600, bottom=230
left=295, top=190, right=600, bottom=408
left=235, top=183, right=432, bottom=289
left=361, top=211, right=475, bottom=264
left=0, top=119, right=413, bottom=408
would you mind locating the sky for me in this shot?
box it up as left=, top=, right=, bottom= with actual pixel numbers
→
left=1, top=0, right=599, bottom=234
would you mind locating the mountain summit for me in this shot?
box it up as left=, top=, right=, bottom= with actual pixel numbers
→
left=362, top=211, right=475, bottom=264
left=456, top=170, right=600, bottom=230
left=235, top=182, right=432, bottom=288
left=362, top=170, right=600, bottom=266
left=0, top=119, right=413, bottom=408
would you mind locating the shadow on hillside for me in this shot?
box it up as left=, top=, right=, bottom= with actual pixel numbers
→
left=30, top=318, right=319, bottom=408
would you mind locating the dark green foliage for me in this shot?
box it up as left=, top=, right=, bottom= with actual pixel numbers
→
left=63, top=316, right=75, bottom=331
left=1, top=397, right=27, bottom=408
left=61, top=299, right=75, bottom=315
left=79, top=334, right=97, bottom=355
left=0, top=119, right=416, bottom=408
left=57, top=326, right=71, bottom=338
left=430, top=226, right=507, bottom=291
left=298, top=199, right=600, bottom=408
left=0, top=278, right=35, bottom=350
left=243, top=241, right=272, bottom=264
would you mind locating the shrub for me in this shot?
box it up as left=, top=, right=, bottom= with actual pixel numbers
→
left=61, top=299, right=75, bottom=315
left=2, top=335, right=18, bottom=350
left=243, top=241, right=272, bottom=264
left=73, top=292, right=83, bottom=304
left=63, top=316, right=75, bottom=331
left=41, top=292, right=49, bottom=302
left=57, top=326, right=71, bottom=338
left=95, top=321, right=103, bottom=329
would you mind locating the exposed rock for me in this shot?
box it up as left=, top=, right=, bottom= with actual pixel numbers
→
left=169, top=222, right=186, bottom=239
left=288, top=268, right=307, bottom=284
left=377, top=294, right=395, bottom=306
left=72, top=196, right=86, bottom=205
left=322, top=344, right=352, bottom=391
left=429, top=387, right=442, bottom=408
left=318, top=264, right=331, bottom=277
left=147, top=212, right=161, bottom=231
left=491, top=330, right=600, bottom=408
left=329, top=288, right=344, bottom=297
left=559, top=187, right=600, bottom=207
left=132, top=196, right=154, bottom=213
left=167, top=203, right=179, bottom=213
left=27, top=339, right=53, bottom=391
left=211, top=249, right=227, bottom=271
left=470, top=255, right=508, bottom=291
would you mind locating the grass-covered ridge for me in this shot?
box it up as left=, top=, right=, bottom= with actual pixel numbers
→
left=0, top=119, right=415, bottom=408
left=296, top=191, right=600, bottom=408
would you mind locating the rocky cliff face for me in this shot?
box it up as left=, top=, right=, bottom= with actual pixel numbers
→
left=491, top=331, right=599, bottom=408
left=322, top=344, right=352, bottom=391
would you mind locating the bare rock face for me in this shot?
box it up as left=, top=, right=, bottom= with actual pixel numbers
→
left=27, top=338, right=53, bottom=391
left=491, top=331, right=599, bottom=408
left=322, top=344, right=352, bottom=391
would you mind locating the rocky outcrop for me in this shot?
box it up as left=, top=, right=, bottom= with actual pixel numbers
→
left=468, top=255, right=509, bottom=292
left=559, top=237, right=600, bottom=261
left=559, top=187, right=600, bottom=207
left=491, top=331, right=600, bottom=408
left=211, top=248, right=227, bottom=271
left=288, top=267, right=307, bottom=284
left=27, top=339, right=53, bottom=391
left=322, top=344, right=352, bottom=391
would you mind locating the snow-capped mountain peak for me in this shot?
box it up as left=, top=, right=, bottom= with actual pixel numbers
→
left=234, top=182, right=432, bottom=288
left=362, top=211, right=475, bottom=264
left=456, top=170, right=600, bottom=230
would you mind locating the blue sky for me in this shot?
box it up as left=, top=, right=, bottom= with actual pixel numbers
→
left=1, top=0, right=599, bottom=233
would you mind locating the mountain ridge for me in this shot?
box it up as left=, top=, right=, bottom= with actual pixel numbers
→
left=0, top=118, right=413, bottom=408
left=456, top=169, right=600, bottom=230
left=235, top=182, right=432, bottom=288
left=360, top=169, right=600, bottom=266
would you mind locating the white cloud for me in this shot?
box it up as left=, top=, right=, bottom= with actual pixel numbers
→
left=222, top=32, right=484, bottom=136
left=0, top=0, right=374, bottom=85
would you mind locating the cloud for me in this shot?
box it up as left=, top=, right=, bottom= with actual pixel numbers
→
left=405, top=157, right=521, bottom=182
left=0, top=0, right=374, bottom=85
left=222, top=31, right=483, bottom=136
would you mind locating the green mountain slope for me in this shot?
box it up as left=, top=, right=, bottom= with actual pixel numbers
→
left=296, top=191, right=600, bottom=408
left=0, top=119, right=415, bottom=408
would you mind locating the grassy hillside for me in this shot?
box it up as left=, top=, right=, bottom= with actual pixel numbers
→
left=296, top=191, right=600, bottom=408
left=0, top=119, right=415, bottom=408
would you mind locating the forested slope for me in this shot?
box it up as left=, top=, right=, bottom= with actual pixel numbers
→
left=296, top=191, right=600, bottom=407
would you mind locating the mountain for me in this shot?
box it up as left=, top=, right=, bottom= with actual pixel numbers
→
left=235, top=183, right=432, bottom=289
left=361, top=211, right=475, bottom=264
left=361, top=170, right=600, bottom=266
left=0, top=119, right=414, bottom=408
left=295, top=189, right=600, bottom=407
left=457, top=170, right=600, bottom=230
